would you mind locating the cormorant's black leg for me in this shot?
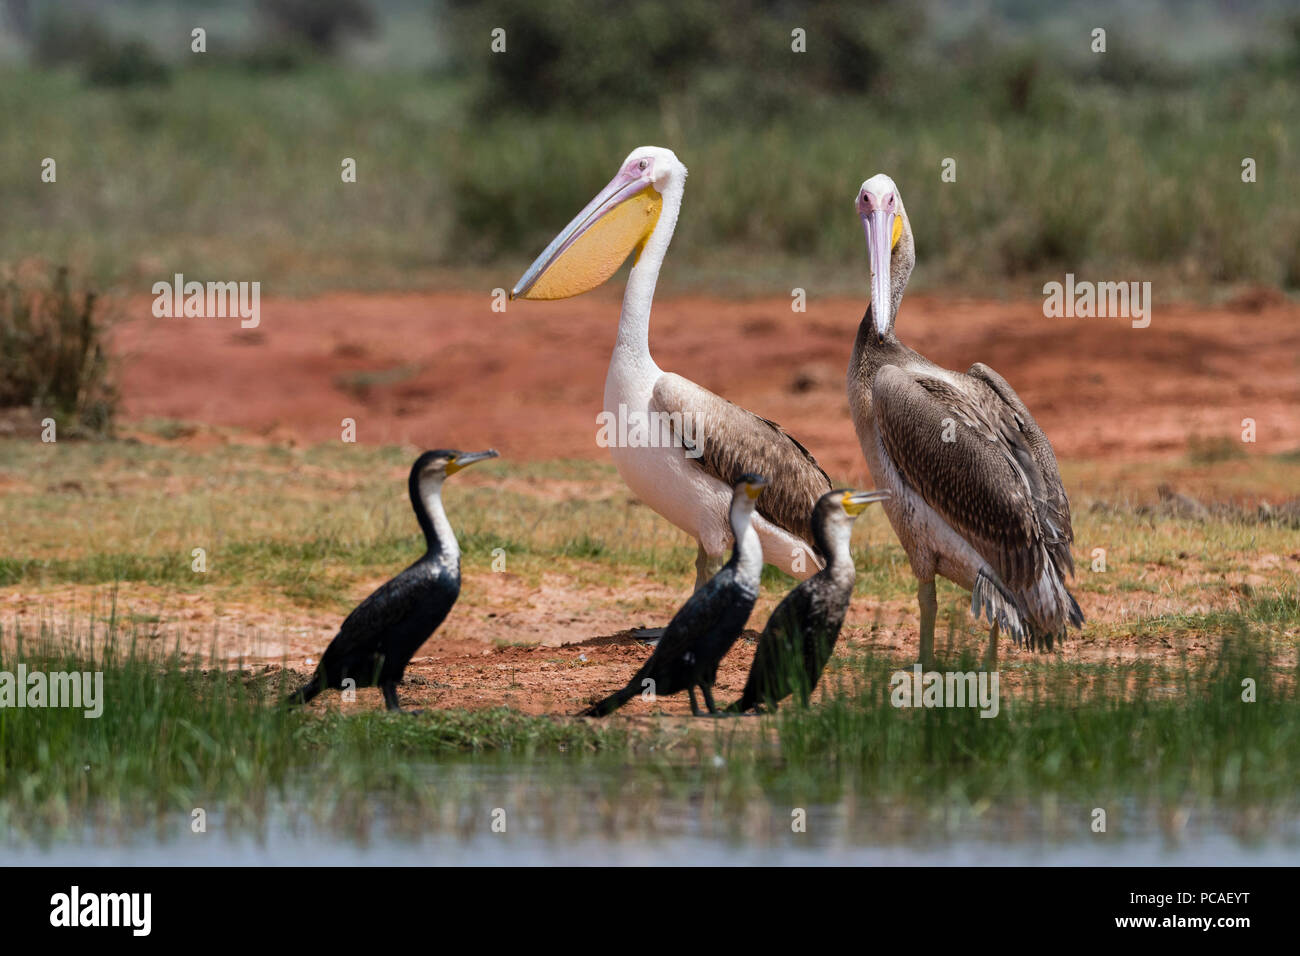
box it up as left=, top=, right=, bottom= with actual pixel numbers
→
left=381, top=682, right=424, bottom=715
left=701, top=684, right=719, bottom=715
left=688, top=687, right=701, bottom=716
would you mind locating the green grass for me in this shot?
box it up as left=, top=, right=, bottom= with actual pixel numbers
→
left=0, top=436, right=897, bottom=605
left=0, top=619, right=635, bottom=836
left=0, top=434, right=1296, bottom=843
left=772, top=634, right=1298, bottom=804
left=2, top=438, right=1297, bottom=620
left=2, top=613, right=1296, bottom=840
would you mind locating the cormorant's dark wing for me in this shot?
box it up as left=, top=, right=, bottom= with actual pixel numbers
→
left=651, top=373, right=831, bottom=544
left=871, top=364, right=1049, bottom=592
left=745, top=583, right=819, bottom=688
left=320, top=563, right=439, bottom=668
left=965, top=362, right=1075, bottom=574
left=635, top=567, right=737, bottom=679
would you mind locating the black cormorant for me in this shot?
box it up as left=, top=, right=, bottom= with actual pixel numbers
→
left=729, top=488, right=889, bottom=713
left=579, top=474, right=768, bottom=717
left=283, top=448, right=498, bottom=711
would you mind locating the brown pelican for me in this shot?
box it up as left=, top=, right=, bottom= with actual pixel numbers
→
left=512, top=147, right=831, bottom=589
left=848, top=174, right=1083, bottom=666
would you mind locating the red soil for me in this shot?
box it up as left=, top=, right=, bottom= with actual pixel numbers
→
left=113, top=290, right=1300, bottom=483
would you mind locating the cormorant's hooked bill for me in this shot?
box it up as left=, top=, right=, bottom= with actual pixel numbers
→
left=737, top=472, right=769, bottom=499
left=841, top=488, right=891, bottom=514
left=420, top=448, right=500, bottom=475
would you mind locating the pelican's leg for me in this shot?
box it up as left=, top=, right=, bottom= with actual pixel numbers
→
left=918, top=579, right=937, bottom=668
left=694, top=543, right=710, bottom=589
left=984, top=621, right=999, bottom=670
left=694, top=543, right=725, bottom=591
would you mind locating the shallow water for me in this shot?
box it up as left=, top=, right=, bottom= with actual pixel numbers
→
left=9, top=830, right=1300, bottom=866
left=5, top=755, right=1298, bottom=865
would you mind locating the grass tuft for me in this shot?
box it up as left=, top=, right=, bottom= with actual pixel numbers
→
left=0, top=262, right=118, bottom=435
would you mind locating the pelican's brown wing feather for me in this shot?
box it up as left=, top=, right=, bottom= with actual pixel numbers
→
left=871, top=364, right=1047, bottom=591
left=650, top=373, right=831, bottom=544
left=966, top=362, right=1075, bottom=574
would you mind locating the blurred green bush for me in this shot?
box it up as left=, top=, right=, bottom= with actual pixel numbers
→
left=444, top=0, right=922, bottom=117
left=32, top=8, right=170, bottom=86
left=256, top=0, right=377, bottom=54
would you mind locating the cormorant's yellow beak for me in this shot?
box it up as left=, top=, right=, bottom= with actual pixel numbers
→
left=842, top=488, right=890, bottom=516
left=445, top=448, right=499, bottom=476
left=743, top=476, right=769, bottom=500
left=511, top=165, right=662, bottom=301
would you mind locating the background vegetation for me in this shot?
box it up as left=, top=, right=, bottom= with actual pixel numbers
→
left=0, top=0, right=1296, bottom=296
left=0, top=262, right=116, bottom=434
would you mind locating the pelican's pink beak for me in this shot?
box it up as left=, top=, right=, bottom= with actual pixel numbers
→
left=857, top=182, right=898, bottom=337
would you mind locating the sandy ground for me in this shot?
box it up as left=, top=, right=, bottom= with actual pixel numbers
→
left=7, top=581, right=1249, bottom=716
left=12, top=290, right=1299, bottom=714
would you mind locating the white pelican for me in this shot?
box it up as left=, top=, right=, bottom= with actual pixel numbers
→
left=847, top=174, right=1083, bottom=665
left=512, top=146, right=831, bottom=588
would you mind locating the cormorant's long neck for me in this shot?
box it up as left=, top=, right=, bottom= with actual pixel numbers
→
left=812, top=516, right=856, bottom=590
left=727, top=497, right=763, bottom=585
left=412, top=472, right=459, bottom=567
left=612, top=178, right=683, bottom=374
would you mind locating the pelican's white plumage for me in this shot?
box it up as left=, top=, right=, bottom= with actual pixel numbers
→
left=513, top=147, right=831, bottom=585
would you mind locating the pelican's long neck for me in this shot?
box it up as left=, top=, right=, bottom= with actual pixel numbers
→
left=881, top=208, right=915, bottom=336
left=612, top=178, right=683, bottom=373
left=413, top=472, right=459, bottom=568
left=851, top=212, right=917, bottom=390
